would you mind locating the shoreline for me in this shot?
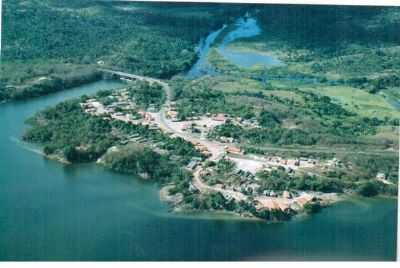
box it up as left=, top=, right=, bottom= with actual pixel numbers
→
left=17, top=133, right=398, bottom=223
left=17, top=71, right=398, bottom=223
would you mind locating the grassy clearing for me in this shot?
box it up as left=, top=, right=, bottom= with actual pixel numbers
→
left=227, top=41, right=287, bottom=60
left=212, top=78, right=264, bottom=92
left=264, top=90, right=305, bottom=103
left=370, top=126, right=399, bottom=144
left=205, top=76, right=305, bottom=104
left=302, top=85, right=400, bottom=119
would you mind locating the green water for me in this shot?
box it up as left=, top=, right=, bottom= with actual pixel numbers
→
left=0, top=81, right=397, bottom=261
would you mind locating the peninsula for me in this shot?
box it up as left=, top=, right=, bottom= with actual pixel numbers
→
left=4, top=1, right=398, bottom=221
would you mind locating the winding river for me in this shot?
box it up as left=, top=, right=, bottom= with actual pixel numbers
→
left=187, top=16, right=282, bottom=77
left=217, top=17, right=283, bottom=68
left=0, top=80, right=397, bottom=261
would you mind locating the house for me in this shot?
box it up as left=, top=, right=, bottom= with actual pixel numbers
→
left=295, top=194, right=314, bottom=207
left=200, top=169, right=212, bottom=177
left=203, top=151, right=212, bottom=157
left=269, top=190, right=277, bottom=197
left=143, top=113, right=153, bottom=121
left=220, top=136, right=234, bottom=143
left=186, top=160, right=198, bottom=170
left=188, top=183, right=197, bottom=193
left=186, top=157, right=202, bottom=170
left=282, top=190, right=292, bottom=199
left=255, top=198, right=280, bottom=210
left=169, top=155, right=180, bottom=162
left=166, top=110, right=178, bottom=119
left=212, top=113, right=227, bottom=122
left=277, top=202, right=290, bottom=212
left=225, top=146, right=242, bottom=155
left=147, top=105, right=158, bottom=112
left=376, top=172, right=386, bottom=180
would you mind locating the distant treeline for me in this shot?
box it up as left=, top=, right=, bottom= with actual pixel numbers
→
left=2, top=1, right=242, bottom=76
left=0, top=67, right=102, bottom=101
left=1, top=1, right=246, bottom=100
left=255, top=5, right=400, bottom=49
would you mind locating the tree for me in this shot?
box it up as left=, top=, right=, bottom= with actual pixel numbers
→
left=258, top=109, right=280, bottom=127
left=357, top=182, right=379, bottom=197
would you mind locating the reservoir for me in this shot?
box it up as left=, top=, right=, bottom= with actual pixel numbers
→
left=0, top=80, right=397, bottom=261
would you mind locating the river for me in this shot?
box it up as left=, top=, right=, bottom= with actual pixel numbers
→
left=0, top=80, right=397, bottom=261
left=187, top=16, right=283, bottom=78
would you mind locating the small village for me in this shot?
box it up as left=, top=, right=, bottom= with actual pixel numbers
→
left=78, top=83, right=350, bottom=214
left=80, top=88, right=160, bottom=129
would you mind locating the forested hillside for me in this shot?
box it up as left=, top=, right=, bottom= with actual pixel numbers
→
left=0, top=0, right=243, bottom=101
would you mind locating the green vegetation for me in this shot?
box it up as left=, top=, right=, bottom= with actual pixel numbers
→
left=181, top=192, right=291, bottom=221
left=303, top=202, right=322, bottom=214
left=256, top=169, right=347, bottom=194
left=101, top=144, right=193, bottom=185
left=303, top=86, right=400, bottom=119
left=174, top=77, right=397, bottom=149
left=1, top=64, right=102, bottom=101
left=22, top=84, right=201, bottom=165
left=1, top=0, right=243, bottom=101
left=253, top=153, right=398, bottom=197
left=126, top=81, right=165, bottom=109
left=23, top=98, right=115, bottom=162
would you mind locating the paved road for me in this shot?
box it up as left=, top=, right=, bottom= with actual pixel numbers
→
left=100, top=70, right=221, bottom=152
left=100, top=69, right=171, bottom=93
left=100, top=69, right=237, bottom=196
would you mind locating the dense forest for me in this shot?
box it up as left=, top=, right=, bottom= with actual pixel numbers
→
left=1, top=0, right=244, bottom=101
left=3, top=2, right=400, bottom=101
left=255, top=5, right=400, bottom=49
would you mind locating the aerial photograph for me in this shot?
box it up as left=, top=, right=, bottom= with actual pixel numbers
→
left=0, top=0, right=399, bottom=262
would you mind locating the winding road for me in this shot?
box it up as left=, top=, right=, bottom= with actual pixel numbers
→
left=99, top=69, right=398, bottom=205
left=100, top=69, right=242, bottom=199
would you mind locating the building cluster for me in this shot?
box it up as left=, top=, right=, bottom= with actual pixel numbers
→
left=165, top=102, right=179, bottom=121
left=199, top=161, right=319, bottom=212
left=80, top=89, right=158, bottom=129
left=261, top=156, right=319, bottom=173
left=224, top=146, right=243, bottom=155
left=191, top=141, right=212, bottom=158
left=254, top=192, right=315, bottom=212
left=186, top=157, right=203, bottom=170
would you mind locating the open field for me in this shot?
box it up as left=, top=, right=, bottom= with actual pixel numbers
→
left=301, top=85, right=400, bottom=119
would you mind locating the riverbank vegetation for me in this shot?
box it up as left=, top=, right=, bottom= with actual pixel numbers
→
left=1, top=63, right=102, bottom=101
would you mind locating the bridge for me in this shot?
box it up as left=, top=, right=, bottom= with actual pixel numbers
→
left=99, top=69, right=164, bottom=85
left=99, top=68, right=172, bottom=102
